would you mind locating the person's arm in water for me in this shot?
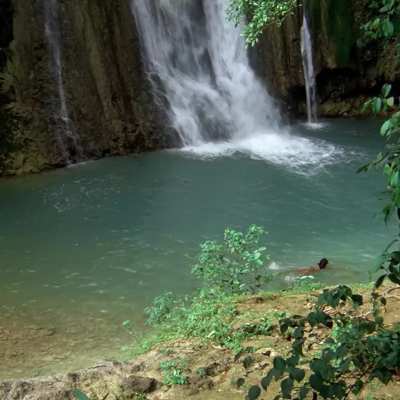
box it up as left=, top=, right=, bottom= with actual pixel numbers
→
left=297, top=258, right=329, bottom=276
left=297, top=266, right=319, bottom=276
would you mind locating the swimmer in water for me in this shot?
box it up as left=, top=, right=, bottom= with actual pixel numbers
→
left=297, top=258, right=329, bottom=276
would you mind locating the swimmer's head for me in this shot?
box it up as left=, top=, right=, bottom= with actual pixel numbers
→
left=318, top=258, right=329, bottom=270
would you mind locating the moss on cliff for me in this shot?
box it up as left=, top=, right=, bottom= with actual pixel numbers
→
left=0, top=0, right=173, bottom=176
left=257, top=0, right=399, bottom=117
left=308, top=0, right=355, bottom=66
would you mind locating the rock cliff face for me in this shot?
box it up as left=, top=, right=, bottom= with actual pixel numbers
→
left=0, top=0, right=173, bottom=176
left=255, top=0, right=400, bottom=117
left=1, top=0, right=399, bottom=176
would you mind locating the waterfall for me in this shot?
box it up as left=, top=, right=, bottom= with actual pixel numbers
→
left=301, top=8, right=318, bottom=123
left=44, top=0, right=83, bottom=162
left=131, top=0, right=339, bottom=170
left=130, top=0, right=281, bottom=146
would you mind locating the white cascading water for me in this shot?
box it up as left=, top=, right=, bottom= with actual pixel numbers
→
left=301, top=9, right=318, bottom=123
left=44, top=0, right=83, bottom=162
left=131, top=0, right=338, bottom=170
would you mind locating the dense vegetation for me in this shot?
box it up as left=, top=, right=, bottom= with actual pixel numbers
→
left=228, top=0, right=297, bottom=45
left=227, top=0, right=400, bottom=399
left=125, top=225, right=276, bottom=357
left=106, top=3, right=400, bottom=399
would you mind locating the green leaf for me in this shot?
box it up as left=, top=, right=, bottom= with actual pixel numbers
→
left=236, top=377, right=245, bottom=388
left=247, top=385, right=262, bottom=400
left=310, top=360, right=334, bottom=381
left=307, top=310, right=332, bottom=327
left=281, top=378, right=294, bottom=399
left=310, top=374, right=328, bottom=395
left=388, top=273, right=400, bottom=285
left=243, top=355, right=254, bottom=369
left=289, top=367, right=305, bottom=382
left=329, top=383, right=347, bottom=398
left=373, top=97, right=383, bottom=114
left=381, top=120, right=393, bottom=136
left=375, top=274, right=386, bottom=289
left=362, top=99, right=372, bottom=113
left=261, top=370, right=275, bottom=389
left=382, top=19, right=394, bottom=37
left=73, top=390, right=91, bottom=400
left=299, top=386, right=309, bottom=400
left=382, top=83, right=392, bottom=98
left=351, top=294, right=363, bottom=306
left=352, top=379, right=364, bottom=395
left=293, top=327, right=304, bottom=339
left=386, top=97, right=395, bottom=107
left=273, top=356, right=286, bottom=373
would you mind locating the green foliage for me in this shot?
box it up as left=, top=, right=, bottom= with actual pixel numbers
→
left=129, top=225, right=271, bottom=354
left=247, top=285, right=400, bottom=399
left=133, top=394, right=148, bottom=400
left=144, top=292, right=178, bottom=325
left=173, top=290, right=236, bottom=343
left=359, top=0, right=400, bottom=45
left=192, top=225, right=271, bottom=294
left=290, top=275, right=323, bottom=292
left=159, top=359, right=188, bottom=385
left=143, top=290, right=275, bottom=356
left=362, top=83, right=396, bottom=116
left=358, top=0, right=400, bottom=300
left=360, top=80, right=400, bottom=289
left=144, top=288, right=239, bottom=347
left=228, top=0, right=297, bottom=45
left=241, top=3, right=400, bottom=395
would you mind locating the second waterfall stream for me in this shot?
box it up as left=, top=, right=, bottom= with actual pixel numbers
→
left=131, top=0, right=338, bottom=170
left=301, top=4, right=318, bottom=123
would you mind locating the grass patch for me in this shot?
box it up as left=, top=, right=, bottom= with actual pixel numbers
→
left=159, top=358, right=188, bottom=385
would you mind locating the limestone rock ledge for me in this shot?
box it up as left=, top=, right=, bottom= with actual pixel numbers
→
left=0, top=359, right=160, bottom=400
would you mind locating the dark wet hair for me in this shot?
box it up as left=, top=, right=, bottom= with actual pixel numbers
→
left=318, top=258, right=329, bottom=269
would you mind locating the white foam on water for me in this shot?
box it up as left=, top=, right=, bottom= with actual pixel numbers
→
left=179, top=131, right=344, bottom=173
left=301, top=122, right=328, bottom=130
left=268, top=261, right=282, bottom=271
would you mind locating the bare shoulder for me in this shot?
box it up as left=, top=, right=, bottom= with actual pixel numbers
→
left=297, top=266, right=319, bottom=276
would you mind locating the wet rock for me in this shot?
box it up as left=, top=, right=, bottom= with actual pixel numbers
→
left=202, top=358, right=232, bottom=377
left=188, top=375, right=214, bottom=395
left=119, top=375, right=158, bottom=396
left=1, top=0, right=174, bottom=177
left=255, top=348, right=273, bottom=357
left=232, top=377, right=245, bottom=389
left=129, top=363, right=146, bottom=374
left=255, top=0, right=400, bottom=118
left=242, top=355, right=254, bottom=370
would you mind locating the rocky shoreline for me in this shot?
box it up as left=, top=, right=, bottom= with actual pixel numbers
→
left=2, top=288, right=400, bottom=400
